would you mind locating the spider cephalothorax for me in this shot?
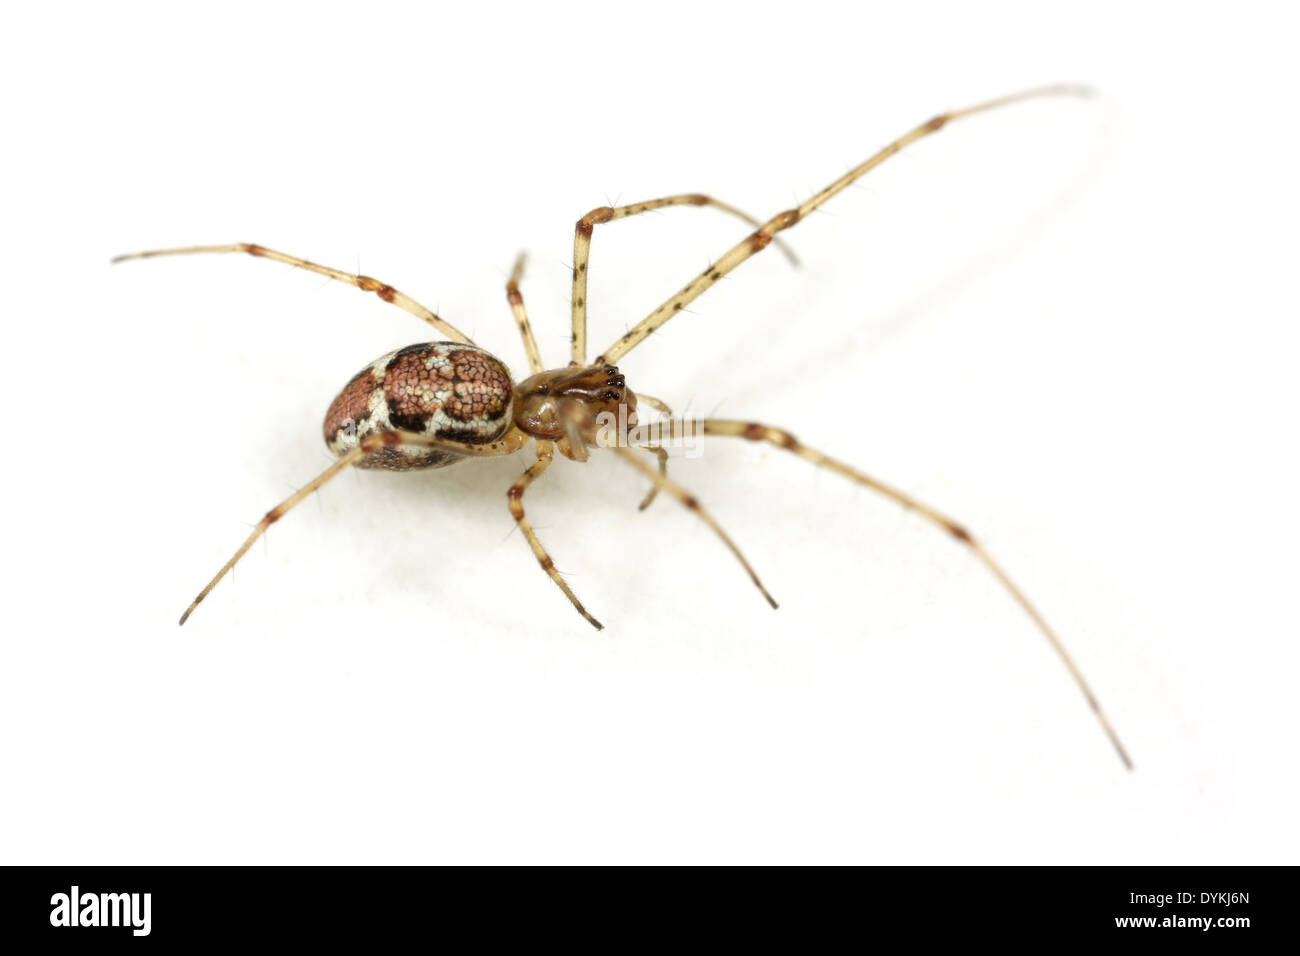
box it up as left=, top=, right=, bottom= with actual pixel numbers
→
left=513, top=364, right=638, bottom=459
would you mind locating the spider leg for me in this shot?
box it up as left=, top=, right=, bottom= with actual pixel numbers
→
left=505, top=252, right=545, bottom=374
left=595, top=85, right=1091, bottom=366
left=112, top=242, right=476, bottom=345
left=637, top=447, right=670, bottom=512
left=631, top=393, right=673, bottom=511
left=609, top=445, right=777, bottom=610
left=179, top=428, right=527, bottom=626
left=508, top=441, right=603, bottom=630
left=633, top=417, right=1132, bottom=770
left=571, top=194, right=799, bottom=366
left=635, top=393, right=673, bottom=417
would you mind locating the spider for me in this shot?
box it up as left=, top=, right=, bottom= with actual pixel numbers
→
left=114, top=84, right=1131, bottom=770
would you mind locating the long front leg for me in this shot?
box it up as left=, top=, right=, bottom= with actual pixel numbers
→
left=113, top=242, right=476, bottom=345
left=631, top=417, right=1132, bottom=771
left=508, top=441, right=603, bottom=629
left=595, top=85, right=1090, bottom=366
left=571, top=194, right=799, bottom=366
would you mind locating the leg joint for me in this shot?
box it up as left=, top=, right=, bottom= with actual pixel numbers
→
left=741, top=423, right=800, bottom=450
left=752, top=209, right=801, bottom=250
left=357, top=275, right=397, bottom=301
left=579, top=207, right=614, bottom=229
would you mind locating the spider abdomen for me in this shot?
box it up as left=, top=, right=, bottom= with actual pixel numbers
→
left=323, top=342, right=514, bottom=470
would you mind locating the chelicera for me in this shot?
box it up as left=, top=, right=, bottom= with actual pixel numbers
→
left=114, top=85, right=1131, bottom=769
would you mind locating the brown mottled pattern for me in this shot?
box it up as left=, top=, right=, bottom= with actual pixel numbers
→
left=322, top=365, right=380, bottom=447
left=362, top=446, right=461, bottom=471
left=384, top=345, right=453, bottom=432
left=444, top=349, right=512, bottom=422
left=323, top=343, right=513, bottom=471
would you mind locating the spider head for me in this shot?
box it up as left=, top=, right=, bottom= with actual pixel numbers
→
left=513, top=365, right=638, bottom=441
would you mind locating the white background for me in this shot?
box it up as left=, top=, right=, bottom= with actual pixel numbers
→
left=2, top=2, right=1296, bottom=864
